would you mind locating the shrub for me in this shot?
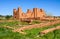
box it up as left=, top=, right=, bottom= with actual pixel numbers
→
left=20, top=22, right=29, bottom=25
left=31, top=20, right=41, bottom=24
left=5, top=15, right=12, bottom=20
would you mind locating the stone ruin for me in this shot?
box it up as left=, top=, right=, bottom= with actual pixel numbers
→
left=13, top=7, right=46, bottom=21
left=13, top=7, right=58, bottom=22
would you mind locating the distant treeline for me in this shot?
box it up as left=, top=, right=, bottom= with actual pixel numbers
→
left=0, top=15, right=13, bottom=20
left=0, top=15, right=12, bottom=17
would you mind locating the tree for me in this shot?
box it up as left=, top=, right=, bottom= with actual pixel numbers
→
left=5, top=15, right=12, bottom=20
left=0, top=15, right=3, bottom=17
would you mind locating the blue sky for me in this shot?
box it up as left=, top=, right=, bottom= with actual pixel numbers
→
left=0, top=0, right=60, bottom=16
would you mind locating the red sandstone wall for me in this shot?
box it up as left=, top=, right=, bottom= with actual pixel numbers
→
left=13, top=7, right=46, bottom=21
left=26, top=9, right=32, bottom=18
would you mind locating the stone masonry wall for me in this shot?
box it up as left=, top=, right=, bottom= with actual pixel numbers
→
left=13, top=7, right=46, bottom=21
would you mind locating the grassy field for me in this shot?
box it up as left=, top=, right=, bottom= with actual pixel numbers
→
left=0, top=20, right=60, bottom=39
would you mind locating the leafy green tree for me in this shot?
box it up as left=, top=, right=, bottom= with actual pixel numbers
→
left=5, top=15, right=12, bottom=20
left=0, top=15, right=2, bottom=17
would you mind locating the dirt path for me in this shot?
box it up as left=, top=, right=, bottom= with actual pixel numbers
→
left=39, top=26, right=60, bottom=36
left=13, top=20, right=60, bottom=34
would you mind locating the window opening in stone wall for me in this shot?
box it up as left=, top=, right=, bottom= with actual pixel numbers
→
left=40, top=9, right=42, bottom=12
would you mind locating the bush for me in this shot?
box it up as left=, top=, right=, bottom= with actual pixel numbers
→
left=20, top=22, right=29, bottom=25
left=5, top=15, right=12, bottom=20
left=31, top=20, right=41, bottom=24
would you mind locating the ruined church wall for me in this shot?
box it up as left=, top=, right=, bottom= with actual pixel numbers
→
left=13, top=7, right=46, bottom=21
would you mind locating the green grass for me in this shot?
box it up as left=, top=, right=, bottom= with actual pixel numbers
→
left=0, top=21, right=60, bottom=39
left=0, top=20, right=41, bottom=29
left=23, top=23, right=60, bottom=39
left=0, top=21, right=20, bottom=29
left=31, top=20, right=41, bottom=24
left=0, top=27, right=31, bottom=39
left=0, top=21, right=30, bottom=29
left=0, top=27, right=20, bottom=39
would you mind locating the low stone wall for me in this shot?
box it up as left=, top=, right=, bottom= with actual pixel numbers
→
left=39, top=26, right=60, bottom=36
left=13, top=20, right=60, bottom=34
